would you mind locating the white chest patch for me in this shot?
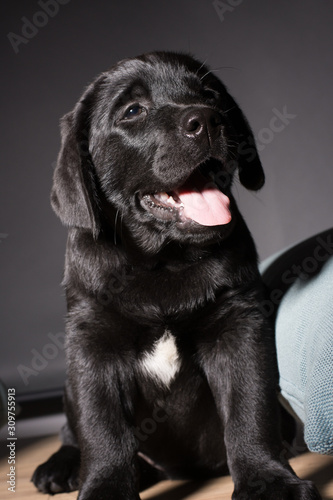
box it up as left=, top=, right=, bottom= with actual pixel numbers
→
left=140, top=331, right=181, bottom=388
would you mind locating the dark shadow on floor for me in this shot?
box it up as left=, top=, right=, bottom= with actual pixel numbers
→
left=142, top=480, right=214, bottom=500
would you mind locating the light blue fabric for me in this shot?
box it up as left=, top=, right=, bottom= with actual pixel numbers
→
left=275, top=256, right=333, bottom=455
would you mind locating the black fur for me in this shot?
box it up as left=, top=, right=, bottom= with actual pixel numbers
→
left=32, top=52, right=321, bottom=499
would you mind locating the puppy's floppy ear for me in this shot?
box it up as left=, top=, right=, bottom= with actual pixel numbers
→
left=51, top=90, right=101, bottom=238
left=225, top=93, right=265, bottom=191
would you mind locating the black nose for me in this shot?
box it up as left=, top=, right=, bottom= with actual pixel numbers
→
left=181, top=107, right=222, bottom=145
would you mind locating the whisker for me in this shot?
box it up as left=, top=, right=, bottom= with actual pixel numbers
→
left=196, top=58, right=208, bottom=75
left=120, top=211, right=125, bottom=242
left=224, top=105, right=238, bottom=114
left=200, top=66, right=241, bottom=81
left=114, top=209, right=120, bottom=245
left=226, top=139, right=239, bottom=146
left=210, top=66, right=241, bottom=73
left=200, top=70, right=213, bottom=81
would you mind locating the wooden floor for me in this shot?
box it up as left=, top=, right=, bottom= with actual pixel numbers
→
left=1, top=435, right=332, bottom=499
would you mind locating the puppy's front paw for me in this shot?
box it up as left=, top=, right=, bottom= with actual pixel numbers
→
left=232, top=476, right=321, bottom=499
left=32, top=446, right=80, bottom=494
left=78, top=477, right=140, bottom=500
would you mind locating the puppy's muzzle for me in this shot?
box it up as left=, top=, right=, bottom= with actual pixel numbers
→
left=181, top=107, right=222, bottom=147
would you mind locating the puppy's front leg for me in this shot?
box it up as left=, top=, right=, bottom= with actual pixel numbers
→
left=66, top=329, right=140, bottom=500
left=198, top=308, right=321, bottom=500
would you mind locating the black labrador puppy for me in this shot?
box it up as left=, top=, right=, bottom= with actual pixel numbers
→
left=32, top=52, right=321, bottom=499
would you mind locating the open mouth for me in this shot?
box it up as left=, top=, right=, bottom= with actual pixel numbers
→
left=140, top=159, right=232, bottom=227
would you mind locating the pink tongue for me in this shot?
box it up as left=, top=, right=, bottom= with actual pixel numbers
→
left=176, top=173, right=232, bottom=226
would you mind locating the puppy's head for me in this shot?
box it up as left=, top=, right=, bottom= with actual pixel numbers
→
left=51, top=52, right=264, bottom=252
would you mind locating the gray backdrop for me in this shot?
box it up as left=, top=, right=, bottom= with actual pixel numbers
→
left=1, top=0, right=333, bottom=397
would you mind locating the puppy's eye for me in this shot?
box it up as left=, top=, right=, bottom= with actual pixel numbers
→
left=123, top=104, right=145, bottom=120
